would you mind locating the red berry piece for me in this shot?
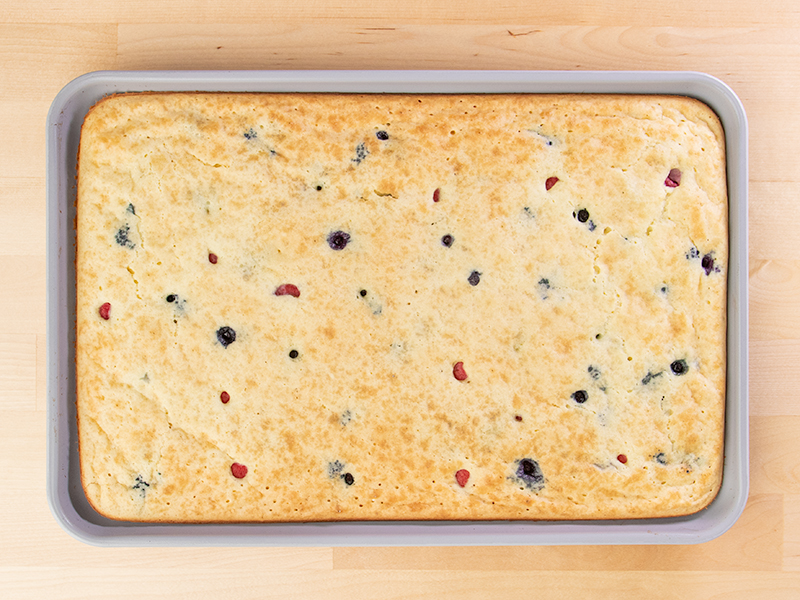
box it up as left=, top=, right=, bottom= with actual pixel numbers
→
left=455, top=469, right=470, bottom=487
left=617, top=454, right=628, bottom=464
left=665, top=168, right=682, bottom=187
left=433, top=188, right=441, bottom=202
left=453, top=361, right=468, bottom=381
left=209, top=253, right=218, bottom=264
left=99, top=302, right=111, bottom=320
left=231, top=463, right=248, bottom=479
left=515, top=415, right=523, bottom=422
left=275, top=283, right=301, bottom=298
left=220, top=391, right=230, bottom=404
left=545, top=176, right=559, bottom=191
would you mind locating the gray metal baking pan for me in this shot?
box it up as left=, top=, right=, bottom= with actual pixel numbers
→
left=46, top=70, right=748, bottom=546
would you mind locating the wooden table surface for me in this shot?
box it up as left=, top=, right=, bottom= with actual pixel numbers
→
left=2, top=1, right=799, bottom=598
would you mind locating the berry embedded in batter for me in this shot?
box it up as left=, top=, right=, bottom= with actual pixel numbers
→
left=343, top=473, right=355, bottom=485
left=575, top=208, right=590, bottom=223
left=216, top=326, right=237, bottom=348
left=231, top=463, right=248, bottom=478
left=571, top=390, right=588, bottom=404
left=220, top=391, right=230, bottom=404
left=515, top=458, right=545, bottom=490
left=327, top=230, right=351, bottom=251
left=244, top=128, right=257, bottom=140
left=455, top=469, right=470, bottom=487
left=670, top=359, right=688, bottom=375
left=441, top=234, right=454, bottom=247
left=99, top=302, right=111, bottom=320
left=453, top=361, right=468, bottom=381
left=208, top=253, right=218, bottom=264
left=433, top=188, right=441, bottom=202
left=275, top=283, right=301, bottom=298
left=665, top=168, right=682, bottom=187
left=376, top=130, right=389, bottom=140
left=166, top=294, right=177, bottom=303
left=545, top=176, right=559, bottom=190
left=289, top=349, right=299, bottom=359
left=702, top=254, right=715, bottom=275
left=468, top=271, right=481, bottom=286
left=617, top=454, right=628, bottom=464
left=359, top=289, right=367, bottom=297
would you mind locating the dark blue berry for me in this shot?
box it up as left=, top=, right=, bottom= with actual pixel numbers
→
left=572, top=390, right=588, bottom=403
left=441, top=234, right=454, bottom=247
left=216, top=326, right=236, bottom=348
left=515, top=458, right=544, bottom=490
left=343, top=472, right=355, bottom=485
left=468, top=271, right=481, bottom=286
left=166, top=294, right=177, bottom=303
left=575, top=209, right=590, bottom=223
left=376, top=130, right=389, bottom=140
left=670, top=359, right=688, bottom=375
left=327, top=230, right=351, bottom=250
left=702, top=254, right=715, bottom=275
left=244, top=128, right=257, bottom=140
left=655, top=452, right=667, bottom=465
left=289, top=349, right=299, bottom=359
left=359, top=289, right=367, bottom=297
left=126, top=203, right=136, bottom=215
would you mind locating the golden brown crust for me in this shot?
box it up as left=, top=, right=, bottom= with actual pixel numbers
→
left=76, top=93, right=727, bottom=522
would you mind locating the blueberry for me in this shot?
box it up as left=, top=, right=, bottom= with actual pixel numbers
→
left=343, top=472, right=355, bottom=485
left=468, top=271, right=481, bottom=286
left=166, top=294, right=177, bottom=303
left=315, top=184, right=323, bottom=191
left=702, top=254, right=715, bottom=275
left=686, top=247, right=700, bottom=259
left=441, top=234, right=454, bottom=247
left=538, top=278, right=550, bottom=289
left=115, top=224, right=135, bottom=249
left=571, top=390, right=588, bottom=403
left=655, top=452, right=668, bottom=465
left=359, top=289, right=367, bottom=297
left=352, top=142, right=368, bottom=164
left=327, top=230, right=351, bottom=250
left=126, top=203, right=136, bottom=215
left=216, top=326, right=237, bottom=348
left=515, top=458, right=544, bottom=490
left=244, top=128, right=257, bottom=140
left=289, top=349, right=299, bottom=359
left=376, top=130, right=389, bottom=140
left=670, top=359, right=688, bottom=375
left=575, top=209, right=590, bottom=223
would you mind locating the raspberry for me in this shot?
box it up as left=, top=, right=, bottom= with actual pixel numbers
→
left=99, top=302, right=111, bottom=320
left=453, top=362, right=468, bottom=381
left=275, top=283, right=301, bottom=298
left=545, top=176, right=559, bottom=190
left=455, top=469, right=470, bottom=487
left=231, top=463, right=248, bottom=478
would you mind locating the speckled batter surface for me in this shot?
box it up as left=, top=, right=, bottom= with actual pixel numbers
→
left=76, top=93, right=727, bottom=522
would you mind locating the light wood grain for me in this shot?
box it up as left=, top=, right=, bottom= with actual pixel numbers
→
left=1, top=1, right=799, bottom=598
